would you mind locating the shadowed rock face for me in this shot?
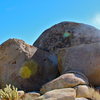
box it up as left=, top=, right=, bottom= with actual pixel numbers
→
left=0, top=39, right=59, bottom=92
left=33, top=21, right=100, bottom=55
left=58, top=43, right=100, bottom=86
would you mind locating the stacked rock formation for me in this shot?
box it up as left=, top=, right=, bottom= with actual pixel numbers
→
left=33, top=21, right=100, bottom=100
left=1, top=21, right=100, bottom=100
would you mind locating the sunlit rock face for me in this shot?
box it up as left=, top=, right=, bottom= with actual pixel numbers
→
left=0, top=39, right=59, bottom=92
left=33, top=21, right=100, bottom=55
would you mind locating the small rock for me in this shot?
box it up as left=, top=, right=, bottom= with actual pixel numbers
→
left=75, top=85, right=90, bottom=98
left=75, top=98, right=89, bottom=100
left=37, top=88, right=76, bottom=100
left=18, top=90, right=25, bottom=98
left=21, top=92, right=40, bottom=100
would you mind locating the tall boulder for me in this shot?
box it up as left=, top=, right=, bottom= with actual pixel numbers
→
left=33, top=21, right=100, bottom=55
left=0, top=39, right=59, bottom=92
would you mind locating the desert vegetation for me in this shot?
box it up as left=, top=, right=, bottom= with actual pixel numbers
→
left=0, top=84, right=19, bottom=100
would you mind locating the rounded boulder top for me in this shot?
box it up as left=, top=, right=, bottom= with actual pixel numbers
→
left=33, top=21, right=100, bottom=55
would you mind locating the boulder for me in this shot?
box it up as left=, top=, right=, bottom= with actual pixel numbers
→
left=37, top=88, right=76, bottom=100
left=18, top=90, right=25, bottom=98
left=75, top=85, right=90, bottom=98
left=58, top=43, right=100, bottom=86
left=33, top=21, right=100, bottom=55
left=40, top=73, right=88, bottom=94
left=0, top=39, right=59, bottom=92
left=21, top=92, right=40, bottom=100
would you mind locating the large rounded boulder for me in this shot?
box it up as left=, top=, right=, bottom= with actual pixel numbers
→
left=33, top=21, right=100, bottom=55
left=0, top=39, right=59, bottom=92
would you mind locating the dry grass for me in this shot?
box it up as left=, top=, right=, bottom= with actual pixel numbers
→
left=0, top=84, right=19, bottom=100
left=89, top=87, right=100, bottom=100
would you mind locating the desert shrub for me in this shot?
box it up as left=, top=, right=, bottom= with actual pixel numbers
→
left=0, top=84, right=19, bottom=100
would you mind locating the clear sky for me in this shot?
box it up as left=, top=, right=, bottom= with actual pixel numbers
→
left=0, top=0, right=100, bottom=45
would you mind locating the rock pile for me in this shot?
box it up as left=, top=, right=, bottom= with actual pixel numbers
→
left=1, top=21, right=100, bottom=100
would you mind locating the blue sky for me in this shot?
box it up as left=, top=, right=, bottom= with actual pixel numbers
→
left=0, top=0, right=100, bottom=45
